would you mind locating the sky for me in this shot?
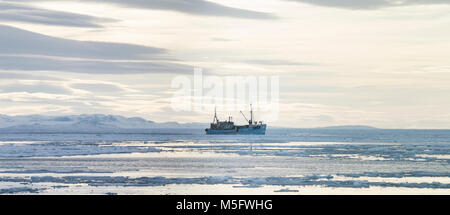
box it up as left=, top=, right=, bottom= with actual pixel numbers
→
left=0, top=0, right=450, bottom=128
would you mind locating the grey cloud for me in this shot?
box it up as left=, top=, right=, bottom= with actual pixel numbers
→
left=0, top=82, right=72, bottom=94
left=0, top=25, right=165, bottom=60
left=0, top=25, right=192, bottom=74
left=0, top=55, right=192, bottom=74
left=287, top=0, right=450, bottom=10
left=0, top=2, right=117, bottom=27
left=70, top=83, right=125, bottom=93
left=14, top=0, right=276, bottom=19
left=0, top=72, right=62, bottom=80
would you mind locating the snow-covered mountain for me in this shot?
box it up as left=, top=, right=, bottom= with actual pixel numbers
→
left=0, top=114, right=207, bottom=132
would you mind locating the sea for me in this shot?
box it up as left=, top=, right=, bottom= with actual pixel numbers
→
left=0, top=128, right=449, bottom=194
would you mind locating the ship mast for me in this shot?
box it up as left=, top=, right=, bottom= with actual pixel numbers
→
left=213, top=107, right=219, bottom=123
left=241, top=104, right=254, bottom=125
left=250, top=104, right=253, bottom=125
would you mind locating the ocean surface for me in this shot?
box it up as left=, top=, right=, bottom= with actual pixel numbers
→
left=0, top=128, right=449, bottom=194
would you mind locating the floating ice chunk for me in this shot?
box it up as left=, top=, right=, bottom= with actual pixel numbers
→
left=0, top=143, right=161, bottom=158
left=232, top=185, right=262, bottom=188
left=337, top=171, right=450, bottom=178
left=0, top=187, right=41, bottom=194
left=0, top=175, right=448, bottom=189
left=274, top=188, right=299, bottom=192
left=352, top=180, right=369, bottom=188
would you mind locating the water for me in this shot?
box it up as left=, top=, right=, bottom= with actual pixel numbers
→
left=0, top=128, right=449, bottom=194
left=2, top=128, right=450, bottom=143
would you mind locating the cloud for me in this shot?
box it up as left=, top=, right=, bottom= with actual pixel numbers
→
left=287, top=0, right=450, bottom=10
left=244, top=59, right=315, bottom=66
left=0, top=25, right=164, bottom=60
left=0, top=82, right=72, bottom=94
left=211, top=37, right=234, bottom=42
left=0, top=72, right=61, bottom=80
left=69, top=82, right=138, bottom=93
left=14, top=0, right=277, bottom=19
left=0, top=55, right=192, bottom=74
left=0, top=91, right=78, bottom=103
left=0, top=2, right=117, bottom=27
left=0, top=25, right=193, bottom=74
left=0, top=102, right=73, bottom=115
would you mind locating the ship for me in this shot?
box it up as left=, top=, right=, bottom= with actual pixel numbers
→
left=205, top=104, right=267, bottom=135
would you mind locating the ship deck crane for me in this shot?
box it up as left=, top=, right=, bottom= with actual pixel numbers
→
left=240, top=104, right=255, bottom=125
left=240, top=111, right=250, bottom=124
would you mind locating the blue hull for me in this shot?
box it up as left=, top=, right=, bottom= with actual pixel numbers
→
left=206, top=125, right=266, bottom=135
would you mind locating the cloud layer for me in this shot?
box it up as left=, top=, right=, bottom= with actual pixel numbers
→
left=0, top=25, right=164, bottom=60
left=14, top=0, right=277, bottom=19
left=0, top=25, right=192, bottom=74
left=0, top=2, right=116, bottom=27
left=288, top=0, right=450, bottom=10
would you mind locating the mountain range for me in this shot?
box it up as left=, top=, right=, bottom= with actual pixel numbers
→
left=0, top=114, right=207, bottom=132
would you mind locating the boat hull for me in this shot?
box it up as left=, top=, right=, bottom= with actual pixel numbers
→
left=205, top=125, right=266, bottom=135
